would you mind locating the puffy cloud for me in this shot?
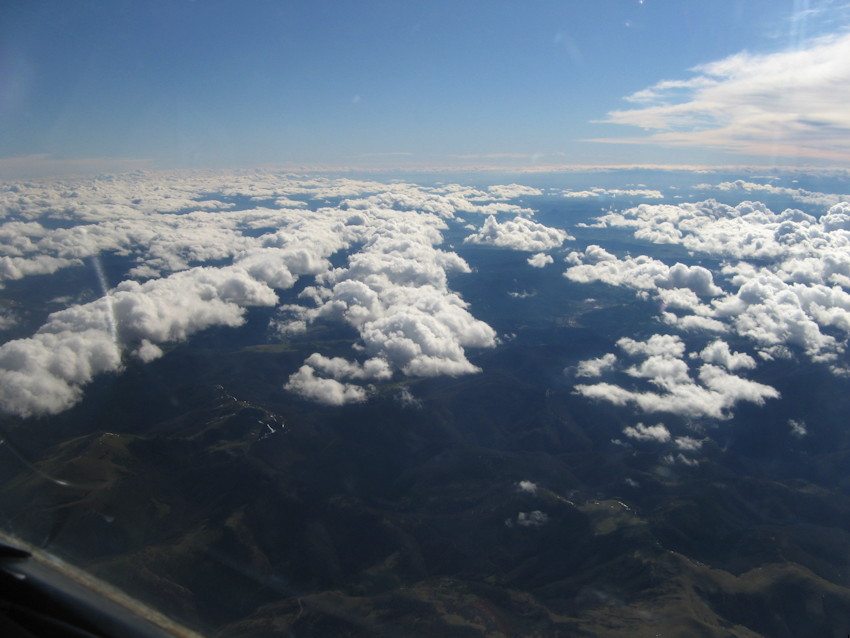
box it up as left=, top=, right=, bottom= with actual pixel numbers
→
left=575, top=353, right=617, bottom=378
left=0, top=221, right=48, bottom=256
left=465, top=215, right=573, bottom=252
left=698, top=363, right=780, bottom=406
left=0, top=255, right=81, bottom=284
left=625, top=354, right=691, bottom=388
left=564, top=247, right=722, bottom=297
left=304, top=353, right=392, bottom=381
left=575, top=334, right=779, bottom=420
left=1, top=174, right=487, bottom=289
left=394, top=387, right=421, bottom=408
left=660, top=312, right=729, bottom=333
left=713, top=274, right=847, bottom=361
left=697, top=340, right=756, bottom=371
left=134, top=339, right=163, bottom=363
left=0, top=327, right=121, bottom=418
left=284, top=365, right=368, bottom=406
left=527, top=252, right=554, bottom=268
left=279, top=205, right=498, bottom=400
left=358, top=301, right=492, bottom=377
left=107, top=266, right=278, bottom=342
left=656, top=288, right=715, bottom=316
left=0, top=200, right=289, bottom=284
left=0, top=265, right=279, bottom=417
left=576, top=373, right=778, bottom=420
left=339, top=183, right=534, bottom=218
left=2, top=171, right=540, bottom=414
left=284, top=288, right=494, bottom=389
left=674, top=436, right=703, bottom=451
left=656, top=263, right=722, bottom=296
left=821, top=203, right=850, bottom=231
left=573, top=199, right=850, bottom=366
left=565, top=252, right=671, bottom=290
left=622, top=422, right=671, bottom=443
left=594, top=199, right=850, bottom=290
left=789, top=419, right=808, bottom=437
left=517, top=480, right=538, bottom=494
left=234, top=249, right=299, bottom=290
left=617, top=334, right=685, bottom=359
left=0, top=172, right=231, bottom=223
left=590, top=200, right=799, bottom=260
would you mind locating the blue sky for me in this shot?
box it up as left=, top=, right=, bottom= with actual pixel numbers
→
left=2, top=0, right=850, bottom=176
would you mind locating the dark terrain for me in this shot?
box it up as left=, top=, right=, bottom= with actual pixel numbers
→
left=2, top=312, right=850, bottom=638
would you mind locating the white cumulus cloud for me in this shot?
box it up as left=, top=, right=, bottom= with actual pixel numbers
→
left=0, top=265, right=279, bottom=417
left=574, top=334, right=779, bottom=420
left=622, top=422, right=671, bottom=443
left=284, top=365, right=368, bottom=406
left=574, top=198, right=850, bottom=366
left=575, top=352, right=617, bottom=378
left=0, top=171, right=537, bottom=416
left=527, top=252, right=554, bottom=268
left=465, top=215, right=573, bottom=252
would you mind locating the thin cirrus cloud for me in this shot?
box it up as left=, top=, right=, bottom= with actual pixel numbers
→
left=589, top=31, right=850, bottom=162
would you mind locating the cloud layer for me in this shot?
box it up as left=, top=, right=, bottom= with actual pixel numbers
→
left=575, top=199, right=850, bottom=367
left=0, top=171, right=550, bottom=414
left=280, top=206, right=498, bottom=402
